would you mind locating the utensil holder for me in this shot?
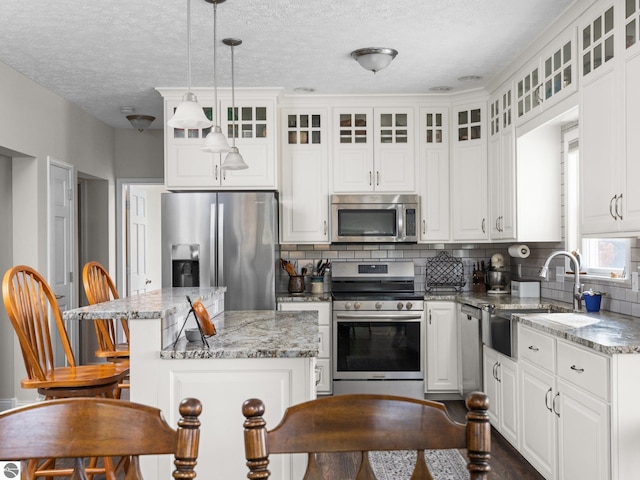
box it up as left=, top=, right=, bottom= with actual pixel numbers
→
left=288, top=275, right=305, bottom=293
left=584, top=294, right=602, bottom=312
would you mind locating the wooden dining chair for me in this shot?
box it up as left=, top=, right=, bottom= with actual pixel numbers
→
left=243, top=391, right=491, bottom=480
left=2, top=265, right=129, bottom=400
left=0, top=396, right=202, bottom=480
left=82, top=261, right=130, bottom=361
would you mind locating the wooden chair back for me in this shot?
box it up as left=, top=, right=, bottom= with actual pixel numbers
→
left=2, top=264, right=78, bottom=378
left=243, top=392, right=490, bottom=480
left=82, top=261, right=130, bottom=357
left=0, top=397, right=202, bottom=480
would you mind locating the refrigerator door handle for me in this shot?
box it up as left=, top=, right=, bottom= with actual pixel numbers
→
left=210, top=204, right=217, bottom=287
left=217, top=202, right=224, bottom=287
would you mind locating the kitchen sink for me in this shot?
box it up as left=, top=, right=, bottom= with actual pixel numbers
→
left=482, top=305, right=571, bottom=359
left=525, top=312, right=601, bottom=328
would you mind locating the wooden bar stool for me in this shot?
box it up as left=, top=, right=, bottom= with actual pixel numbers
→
left=0, top=396, right=202, bottom=480
left=82, top=261, right=130, bottom=397
left=2, top=265, right=130, bottom=479
left=243, top=392, right=491, bottom=479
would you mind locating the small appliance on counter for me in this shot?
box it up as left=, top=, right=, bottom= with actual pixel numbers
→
left=486, top=253, right=510, bottom=295
left=510, top=280, right=541, bottom=298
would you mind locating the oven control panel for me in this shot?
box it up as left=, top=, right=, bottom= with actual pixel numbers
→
left=333, top=300, right=424, bottom=311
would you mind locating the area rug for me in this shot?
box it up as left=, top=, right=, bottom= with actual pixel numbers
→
left=369, top=449, right=470, bottom=480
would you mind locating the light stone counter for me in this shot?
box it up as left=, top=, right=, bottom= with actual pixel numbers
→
left=163, top=310, right=320, bottom=359
left=62, top=286, right=226, bottom=322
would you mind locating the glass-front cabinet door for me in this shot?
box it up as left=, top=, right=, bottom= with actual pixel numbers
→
left=332, top=108, right=374, bottom=192
left=220, top=98, right=276, bottom=188
left=418, top=107, right=450, bottom=242
left=281, top=109, right=329, bottom=243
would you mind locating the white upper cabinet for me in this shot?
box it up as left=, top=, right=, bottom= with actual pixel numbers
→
left=418, top=107, right=450, bottom=242
left=580, top=1, right=640, bottom=234
left=158, top=88, right=279, bottom=191
left=515, top=29, right=577, bottom=126
left=488, top=87, right=516, bottom=241
left=280, top=108, right=329, bottom=244
left=332, top=107, right=415, bottom=193
left=451, top=102, right=489, bottom=241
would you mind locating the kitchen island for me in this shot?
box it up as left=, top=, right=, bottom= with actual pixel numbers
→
left=63, top=288, right=319, bottom=480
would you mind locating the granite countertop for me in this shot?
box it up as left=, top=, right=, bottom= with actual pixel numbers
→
left=162, top=310, right=320, bottom=359
left=430, top=292, right=640, bottom=355
left=62, top=287, right=227, bottom=321
left=513, top=310, right=640, bottom=355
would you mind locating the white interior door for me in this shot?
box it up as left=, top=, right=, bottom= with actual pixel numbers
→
left=49, top=159, right=75, bottom=366
left=128, top=186, right=149, bottom=295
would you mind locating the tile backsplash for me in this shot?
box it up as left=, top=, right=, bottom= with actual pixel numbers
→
left=279, top=240, right=640, bottom=318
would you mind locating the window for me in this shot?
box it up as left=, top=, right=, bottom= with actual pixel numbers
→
left=565, top=130, right=630, bottom=279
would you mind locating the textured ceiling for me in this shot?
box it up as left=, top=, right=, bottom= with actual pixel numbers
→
left=0, top=0, right=575, bottom=130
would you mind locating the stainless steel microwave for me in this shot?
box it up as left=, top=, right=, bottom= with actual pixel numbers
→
left=330, top=194, right=419, bottom=243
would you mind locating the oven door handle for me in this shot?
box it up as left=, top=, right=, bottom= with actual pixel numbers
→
left=335, top=314, right=424, bottom=321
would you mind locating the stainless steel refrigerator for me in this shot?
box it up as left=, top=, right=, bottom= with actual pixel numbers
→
left=161, top=191, right=279, bottom=310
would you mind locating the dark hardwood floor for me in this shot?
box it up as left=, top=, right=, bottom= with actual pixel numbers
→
left=443, top=400, right=545, bottom=480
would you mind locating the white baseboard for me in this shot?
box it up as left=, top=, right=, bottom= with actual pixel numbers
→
left=0, top=397, right=35, bottom=412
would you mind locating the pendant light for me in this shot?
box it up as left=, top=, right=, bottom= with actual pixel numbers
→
left=201, top=0, right=231, bottom=153
left=168, top=0, right=213, bottom=129
left=221, top=38, right=248, bottom=170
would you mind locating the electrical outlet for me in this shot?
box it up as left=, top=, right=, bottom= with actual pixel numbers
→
left=556, top=266, right=565, bottom=283
left=632, top=271, right=639, bottom=292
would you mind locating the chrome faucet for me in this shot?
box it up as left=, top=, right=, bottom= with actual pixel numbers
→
left=539, top=251, right=583, bottom=311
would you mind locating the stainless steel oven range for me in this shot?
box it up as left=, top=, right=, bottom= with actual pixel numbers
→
left=331, top=261, right=425, bottom=399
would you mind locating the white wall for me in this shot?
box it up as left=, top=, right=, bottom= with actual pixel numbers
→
left=0, top=60, right=118, bottom=405
left=0, top=154, right=13, bottom=406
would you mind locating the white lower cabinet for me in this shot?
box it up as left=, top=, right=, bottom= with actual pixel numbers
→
left=482, top=346, right=518, bottom=447
left=425, top=301, right=458, bottom=393
left=518, top=324, right=610, bottom=480
left=278, top=301, right=332, bottom=394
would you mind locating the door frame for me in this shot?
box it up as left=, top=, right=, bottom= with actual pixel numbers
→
left=47, top=157, right=76, bottom=359
left=116, top=178, right=164, bottom=296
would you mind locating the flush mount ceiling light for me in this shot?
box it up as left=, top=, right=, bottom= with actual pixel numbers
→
left=221, top=38, right=248, bottom=170
left=121, top=107, right=155, bottom=131
left=351, top=47, right=398, bottom=73
left=458, top=75, right=483, bottom=82
left=127, top=115, right=155, bottom=132
left=168, top=0, right=213, bottom=130
left=201, top=0, right=231, bottom=153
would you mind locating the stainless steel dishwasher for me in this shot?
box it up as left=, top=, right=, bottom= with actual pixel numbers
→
left=459, top=304, right=488, bottom=395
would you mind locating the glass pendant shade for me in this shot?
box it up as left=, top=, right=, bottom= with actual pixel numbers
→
left=201, top=0, right=229, bottom=152
left=222, top=146, right=248, bottom=170
left=168, top=92, right=212, bottom=129
left=202, top=125, right=231, bottom=152
left=167, top=0, right=212, bottom=130
left=351, top=47, right=398, bottom=73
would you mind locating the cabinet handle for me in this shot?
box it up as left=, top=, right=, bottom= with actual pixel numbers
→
left=552, top=392, right=560, bottom=417
left=500, top=216, right=503, bottom=232
left=376, top=171, right=380, bottom=186
left=369, top=171, right=372, bottom=186
left=422, top=219, right=426, bottom=235
left=610, top=195, right=617, bottom=220
left=493, top=362, right=501, bottom=382
left=495, top=217, right=500, bottom=232
left=428, top=311, right=432, bottom=325
left=481, top=218, right=486, bottom=233
left=528, top=345, right=539, bottom=352
left=223, top=169, right=226, bottom=181
left=570, top=365, right=585, bottom=373
left=323, top=221, right=327, bottom=236
left=616, top=193, right=623, bottom=220
left=544, top=387, right=553, bottom=412
left=215, top=165, right=219, bottom=181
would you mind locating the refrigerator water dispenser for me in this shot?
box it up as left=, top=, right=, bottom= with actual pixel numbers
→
left=171, top=244, right=200, bottom=287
